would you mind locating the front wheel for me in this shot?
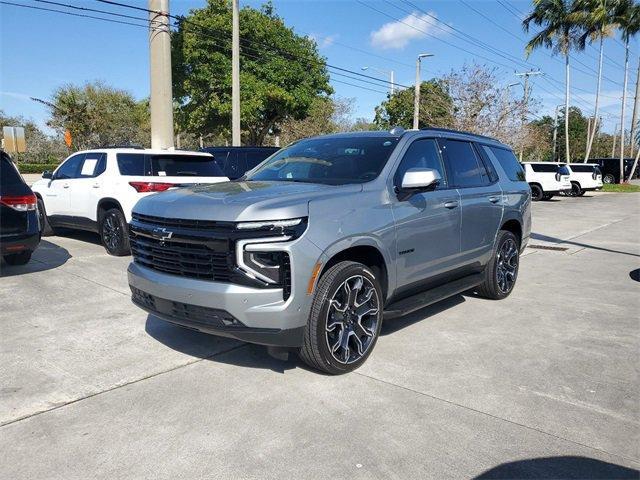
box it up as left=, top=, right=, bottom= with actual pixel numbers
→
left=477, top=230, right=520, bottom=300
left=3, top=250, right=33, bottom=265
left=299, top=261, right=383, bottom=375
left=100, top=208, right=130, bottom=256
left=530, top=184, right=543, bottom=201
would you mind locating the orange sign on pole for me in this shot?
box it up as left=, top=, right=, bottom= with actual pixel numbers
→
left=64, top=129, right=72, bottom=148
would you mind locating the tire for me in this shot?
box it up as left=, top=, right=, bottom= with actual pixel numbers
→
left=542, top=193, right=554, bottom=200
left=36, top=198, right=54, bottom=236
left=578, top=189, right=586, bottom=196
left=570, top=182, right=582, bottom=197
left=3, top=250, right=33, bottom=265
left=299, top=261, right=383, bottom=375
left=100, top=208, right=130, bottom=256
left=530, top=184, right=543, bottom=201
left=603, top=174, right=615, bottom=184
left=477, top=230, right=520, bottom=300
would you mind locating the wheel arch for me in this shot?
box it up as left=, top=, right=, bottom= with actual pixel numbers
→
left=97, top=197, right=125, bottom=221
left=500, top=218, right=522, bottom=247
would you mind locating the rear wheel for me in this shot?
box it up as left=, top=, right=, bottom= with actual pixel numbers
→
left=3, top=250, right=32, bottom=265
left=530, top=184, right=543, bottom=201
left=36, top=198, right=54, bottom=236
left=100, top=208, right=130, bottom=256
left=299, top=261, right=383, bottom=375
left=570, top=182, right=582, bottom=197
left=603, top=174, right=615, bottom=184
left=477, top=230, right=520, bottom=300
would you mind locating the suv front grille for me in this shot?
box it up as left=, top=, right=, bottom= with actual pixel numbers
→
left=130, top=235, right=232, bottom=281
left=131, top=212, right=236, bottom=231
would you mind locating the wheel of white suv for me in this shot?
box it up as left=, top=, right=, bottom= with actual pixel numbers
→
left=477, top=230, right=520, bottom=300
left=100, top=208, right=130, bottom=256
left=299, top=261, right=383, bottom=375
left=530, top=184, right=543, bottom=201
left=569, top=182, right=582, bottom=197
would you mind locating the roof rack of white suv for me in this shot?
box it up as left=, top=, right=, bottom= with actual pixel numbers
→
left=98, top=144, right=145, bottom=149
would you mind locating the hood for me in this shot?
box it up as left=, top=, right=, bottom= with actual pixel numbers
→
left=133, top=180, right=362, bottom=222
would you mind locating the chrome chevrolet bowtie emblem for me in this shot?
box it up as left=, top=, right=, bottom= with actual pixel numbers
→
left=151, top=227, right=173, bottom=242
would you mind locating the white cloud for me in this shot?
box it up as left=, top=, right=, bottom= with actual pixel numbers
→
left=370, top=11, right=447, bottom=50
left=307, top=33, right=339, bottom=49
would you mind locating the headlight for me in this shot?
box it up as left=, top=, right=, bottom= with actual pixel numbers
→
left=237, top=218, right=303, bottom=230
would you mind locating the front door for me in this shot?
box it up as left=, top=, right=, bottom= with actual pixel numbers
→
left=43, top=153, right=85, bottom=218
left=391, top=138, right=462, bottom=291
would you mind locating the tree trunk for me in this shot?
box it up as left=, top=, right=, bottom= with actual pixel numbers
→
left=620, top=38, right=630, bottom=183
left=564, top=52, right=571, bottom=163
left=584, top=36, right=604, bottom=162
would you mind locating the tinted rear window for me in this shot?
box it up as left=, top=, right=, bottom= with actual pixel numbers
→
left=148, top=154, right=223, bottom=177
left=485, top=146, right=525, bottom=182
left=442, top=140, right=492, bottom=187
left=569, top=164, right=595, bottom=173
left=117, top=153, right=146, bottom=176
left=0, top=155, right=24, bottom=187
left=530, top=163, right=559, bottom=173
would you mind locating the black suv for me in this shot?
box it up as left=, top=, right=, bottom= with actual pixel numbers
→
left=587, top=158, right=636, bottom=184
left=200, top=146, right=279, bottom=179
left=0, top=151, right=40, bottom=265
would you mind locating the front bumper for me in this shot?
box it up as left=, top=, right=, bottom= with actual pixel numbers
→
left=127, top=236, right=322, bottom=347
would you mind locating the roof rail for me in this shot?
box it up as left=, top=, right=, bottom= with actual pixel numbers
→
left=97, top=144, right=144, bottom=149
left=420, top=127, right=499, bottom=142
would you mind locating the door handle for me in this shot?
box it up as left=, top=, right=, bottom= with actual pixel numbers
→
left=488, top=195, right=500, bottom=203
left=444, top=201, right=459, bottom=209
left=92, top=184, right=100, bottom=189
left=63, top=184, right=70, bottom=189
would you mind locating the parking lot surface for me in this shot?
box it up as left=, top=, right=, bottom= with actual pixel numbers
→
left=1, top=192, right=639, bottom=479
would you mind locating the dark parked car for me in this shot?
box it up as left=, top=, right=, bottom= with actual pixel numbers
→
left=0, top=151, right=40, bottom=265
left=200, top=146, right=279, bottom=179
left=587, top=158, right=636, bottom=184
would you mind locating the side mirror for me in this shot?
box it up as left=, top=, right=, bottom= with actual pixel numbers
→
left=42, top=170, right=53, bottom=179
left=397, top=168, right=441, bottom=200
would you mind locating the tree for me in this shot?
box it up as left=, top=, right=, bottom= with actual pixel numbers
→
left=44, top=81, right=149, bottom=151
left=524, top=0, right=583, bottom=163
left=613, top=0, right=640, bottom=182
left=277, top=97, right=353, bottom=145
left=573, top=0, right=617, bottom=161
left=0, top=110, right=67, bottom=164
left=172, top=0, right=332, bottom=146
left=373, top=79, right=453, bottom=130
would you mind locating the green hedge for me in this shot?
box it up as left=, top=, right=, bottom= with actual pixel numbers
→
left=17, top=163, right=59, bottom=174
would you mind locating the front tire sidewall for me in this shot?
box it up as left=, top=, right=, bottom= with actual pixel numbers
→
left=305, top=262, right=383, bottom=375
left=479, top=231, right=520, bottom=300
left=530, top=185, right=543, bottom=201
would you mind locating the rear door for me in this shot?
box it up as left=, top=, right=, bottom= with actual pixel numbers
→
left=440, top=139, right=503, bottom=265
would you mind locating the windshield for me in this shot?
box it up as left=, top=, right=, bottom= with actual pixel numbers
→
left=148, top=154, right=224, bottom=177
left=244, top=136, right=400, bottom=185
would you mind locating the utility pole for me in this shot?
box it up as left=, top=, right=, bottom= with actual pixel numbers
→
left=149, top=0, right=174, bottom=150
left=231, top=0, right=241, bottom=146
left=629, top=58, right=640, bottom=157
left=362, top=67, right=396, bottom=95
left=515, top=70, right=544, bottom=161
left=552, top=105, right=559, bottom=161
left=413, top=53, right=433, bottom=130
left=612, top=123, right=619, bottom=158
left=586, top=117, right=591, bottom=154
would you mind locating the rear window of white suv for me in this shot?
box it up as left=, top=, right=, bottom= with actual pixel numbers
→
left=117, top=153, right=224, bottom=177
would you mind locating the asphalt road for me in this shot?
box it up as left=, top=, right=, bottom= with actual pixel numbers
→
left=1, top=192, right=639, bottom=479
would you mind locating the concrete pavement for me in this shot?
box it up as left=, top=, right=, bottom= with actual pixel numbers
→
left=1, top=192, right=638, bottom=479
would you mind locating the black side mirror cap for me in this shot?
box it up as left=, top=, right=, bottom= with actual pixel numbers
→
left=42, top=171, right=53, bottom=179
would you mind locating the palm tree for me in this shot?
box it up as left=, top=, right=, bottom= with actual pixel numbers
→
left=524, top=0, right=581, bottom=163
left=613, top=0, right=640, bottom=182
left=573, top=0, right=617, bottom=161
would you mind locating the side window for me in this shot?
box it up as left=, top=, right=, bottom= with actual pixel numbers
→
left=441, top=140, right=490, bottom=188
left=394, top=139, right=446, bottom=187
left=530, top=163, right=557, bottom=173
left=54, top=154, right=85, bottom=179
left=484, top=146, right=525, bottom=182
left=78, top=153, right=106, bottom=178
left=117, top=153, right=146, bottom=176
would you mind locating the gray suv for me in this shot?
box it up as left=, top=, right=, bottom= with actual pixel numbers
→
left=128, top=128, right=531, bottom=374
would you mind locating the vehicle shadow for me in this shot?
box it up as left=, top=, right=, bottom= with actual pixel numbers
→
left=474, top=456, right=639, bottom=479
left=0, top=239, right=71, bottom=277
left=381, top=294, right=466, bottom=335
left=144, top=314, right=298, bottom=373
left=52, top=228, right=103, bottom=247
left=631, top=268, right=640, bottom=282
left=531, top=232, right=640, bottom=258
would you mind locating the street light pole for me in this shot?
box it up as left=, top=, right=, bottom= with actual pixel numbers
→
left=148, top=0, right=174, bottom=150
left=231, top=0, right=241, bottom=146
left=413, top=53, right=433, bottom=130
left=515, top=70, right=544, bottom=161
left=361, top=67, right=395, bottom=95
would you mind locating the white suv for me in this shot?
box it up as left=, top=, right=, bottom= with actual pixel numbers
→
left=564, top=163, right=603, bottom=196
left=521, top=162, right=572, bottom=201
left=32, top=148, right=228, bottom=255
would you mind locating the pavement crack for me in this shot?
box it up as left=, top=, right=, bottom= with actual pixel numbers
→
left=0, top=343, right=249, bottom=429
left=353, top=371, right=640, bottom=466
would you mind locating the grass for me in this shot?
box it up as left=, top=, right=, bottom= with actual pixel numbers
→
left=602, top=183, right=640, bottom=193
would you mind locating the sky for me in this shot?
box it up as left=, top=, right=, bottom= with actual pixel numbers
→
left=1, top=0, right=638, bottom=135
